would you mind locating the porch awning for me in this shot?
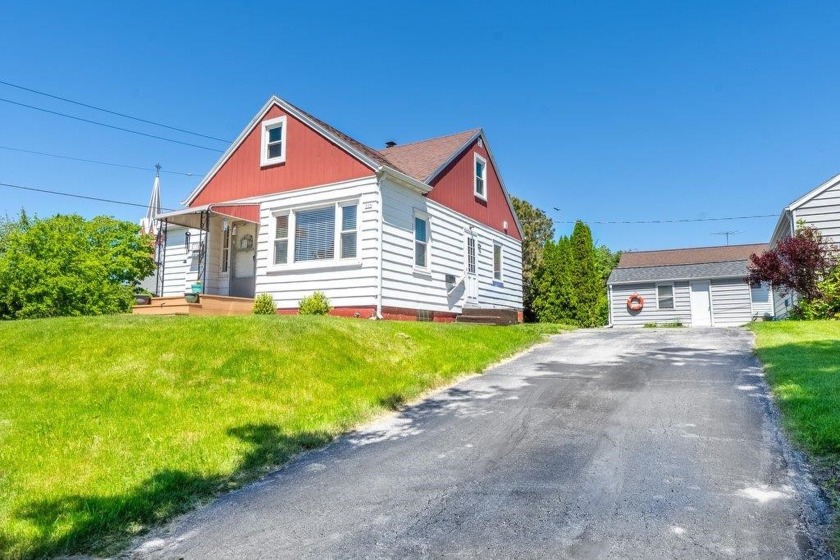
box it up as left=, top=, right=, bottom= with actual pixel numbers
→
left=157, top=203, right=261, bottom=230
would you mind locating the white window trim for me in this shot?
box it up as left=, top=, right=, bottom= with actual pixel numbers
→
left=413, top=209, right=431, bottom=273
left=473, top=153, right=488, bottom=201
left=219, top=224, right=231, bottom=277
left=267, top=199, right=360, bottom=272
left=492, top=242, right=503, bottom=284
left=655, top=282, right=675, bottom=311
left=260, top=116, right=287, bottom=167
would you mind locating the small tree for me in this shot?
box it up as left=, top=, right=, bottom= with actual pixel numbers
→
left=747, top=225, right=836, bottom=301
left=511, top=197, right=554, bottom=321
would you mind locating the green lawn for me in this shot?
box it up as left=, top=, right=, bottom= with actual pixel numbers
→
left=751, top=320, right=840, bottom=551
left=0, top=315, right=570, bottom=559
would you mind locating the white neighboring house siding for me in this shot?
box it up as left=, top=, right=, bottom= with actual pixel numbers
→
left=379, top=178, right=522, bottom=314
left=610, top=282, right=692, bottom=327
left=254, top=177, right=380, bottom=310
left=750, top=281, right=774, bottom=320
left=709, top=278, right=752, bottom=327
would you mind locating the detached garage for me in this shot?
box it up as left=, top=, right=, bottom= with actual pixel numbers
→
left=607, top=244, right=772, bottom=328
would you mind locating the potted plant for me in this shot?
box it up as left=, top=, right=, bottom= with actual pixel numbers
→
left=134, top=289, right=153, bottom=306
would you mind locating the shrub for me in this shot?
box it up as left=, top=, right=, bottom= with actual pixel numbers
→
left=299, top=291, right=330, bottom=315
left=252, top=293, right=277, bottom=315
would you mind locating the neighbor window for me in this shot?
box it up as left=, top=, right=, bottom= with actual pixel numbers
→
left=261, top=116, right=287, bottom=166
left=271, top=202, right=359, bottom=266
left=474, top=153, right=487, bottom=200
left=414, top=214, right=429, bottom=268
left=751, top=282, right=770, bottom=303
left=274, top=214, right=289, bottom=265
left=657, top=284, right=674, bottom=310
left=493, top=243, right=503, bottom=282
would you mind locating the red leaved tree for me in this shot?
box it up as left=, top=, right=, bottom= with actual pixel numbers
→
left=747, top=225, right=837, bottom=300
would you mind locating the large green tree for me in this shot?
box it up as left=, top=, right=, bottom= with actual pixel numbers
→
left=511, top=196, right=554, bottom=321
left=0, top=214, right=155, bottom=319
left=531, top=236, right=577, bottom=324
left=570, top=221, right=604, bottom=327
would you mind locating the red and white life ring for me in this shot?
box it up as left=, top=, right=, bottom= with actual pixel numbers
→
left=627, top=293, right=644, bottom=311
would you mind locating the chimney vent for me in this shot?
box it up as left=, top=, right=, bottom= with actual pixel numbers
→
left=384, top=140, right=397, bottom=148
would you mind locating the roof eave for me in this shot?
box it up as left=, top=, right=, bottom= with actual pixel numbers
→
left=379, top=166, right=433, bottom=194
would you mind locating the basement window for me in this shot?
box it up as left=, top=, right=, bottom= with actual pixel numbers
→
left=261, top=116, right=287, bottom=167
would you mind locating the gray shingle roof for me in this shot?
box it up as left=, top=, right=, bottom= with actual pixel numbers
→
left=608, top=260, right=750, bottom=285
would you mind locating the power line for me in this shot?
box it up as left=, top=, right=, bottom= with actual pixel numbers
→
left=0, top=180, right=176, bottom=211
left=552, top=214, right=777, bottom=225
left=0, top=145, right=197, bottom=176
left=0, top=97, right=224, bottom=152
left=0, top=79, right=230, bottom=143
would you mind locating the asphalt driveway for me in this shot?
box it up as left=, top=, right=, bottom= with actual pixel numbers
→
left=134, top=329, right=831, bottom=559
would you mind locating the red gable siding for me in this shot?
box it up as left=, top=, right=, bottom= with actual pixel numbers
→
left=191, top=105, right=375, bottom=206
left=427, top=139, right=522, bottom=240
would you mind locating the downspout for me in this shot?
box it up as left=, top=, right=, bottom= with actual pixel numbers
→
left=374, top=173, right=385, bottom=319
left=607, top=284, right=614, bottom=328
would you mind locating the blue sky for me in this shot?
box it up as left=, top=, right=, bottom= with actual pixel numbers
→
left=2, top=1, right=840, bottom=251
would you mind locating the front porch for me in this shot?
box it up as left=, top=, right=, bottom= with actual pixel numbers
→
left=132, top=294, right=255, bottom=316
left=152, top=203, right=261, bottom=299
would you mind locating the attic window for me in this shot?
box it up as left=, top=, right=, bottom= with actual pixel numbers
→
left=261, top=116, right=287, bottom=167
left=474, top=153, right=487, bottom=201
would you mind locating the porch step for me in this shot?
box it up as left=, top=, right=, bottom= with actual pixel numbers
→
left=132, top=294, right=254, bottom=316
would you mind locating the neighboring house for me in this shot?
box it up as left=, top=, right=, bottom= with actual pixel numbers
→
left=769, top=172, right=840, bottom=317
left=607, top=244, right=770, bottom=328
left=152, top=95, right=523, bottom=321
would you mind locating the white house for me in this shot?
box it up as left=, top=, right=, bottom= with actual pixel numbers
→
left=147, top=95, right=523, bottom=322
left=607, top=244, right=771, bottom=328
left=769, top=172, right=840, bottom=317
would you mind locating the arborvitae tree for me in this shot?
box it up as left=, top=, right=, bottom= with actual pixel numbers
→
left=531, top=237, right=577, bottom=324
left=570, top=221, right=602, bottom=327
left=511, top=197, right=554, bottom=321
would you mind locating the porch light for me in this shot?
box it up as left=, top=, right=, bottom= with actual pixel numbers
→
left=184, top=231, right=191, bottom=248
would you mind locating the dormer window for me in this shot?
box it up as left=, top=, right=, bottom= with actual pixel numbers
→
left=474, top=153, right=487, bottom=200
left=261, top=116, right=287, bottom=167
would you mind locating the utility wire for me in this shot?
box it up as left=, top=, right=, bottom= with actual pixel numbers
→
left=551, top=214, right=777, bottom=225
left=0, top=79, right=230, bottom=143
left=0, top=97, right=224, bottom=152
left=0, top=145, right=197, bottom=176
left=0, top=180, right=176, bottom=211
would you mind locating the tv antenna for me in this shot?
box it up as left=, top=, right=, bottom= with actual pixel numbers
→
left=712, top=230, right=743, bottom=245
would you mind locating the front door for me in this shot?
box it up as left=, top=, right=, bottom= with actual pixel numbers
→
left=465, top=233, right=479, bottom=306
left=690, top=280, right=712, bottom=327
left=230, top=222, right=257, bottom=298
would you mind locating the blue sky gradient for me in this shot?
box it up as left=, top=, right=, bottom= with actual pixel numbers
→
left=2, top=1, right=840, bottom=250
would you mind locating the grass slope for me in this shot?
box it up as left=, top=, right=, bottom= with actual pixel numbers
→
left=751, top=320, right=840, bottom=551
left=0, top=315, right=569, bottom=559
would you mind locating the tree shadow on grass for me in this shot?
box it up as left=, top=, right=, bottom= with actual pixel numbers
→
left=10, top=424, right=332, bottom=559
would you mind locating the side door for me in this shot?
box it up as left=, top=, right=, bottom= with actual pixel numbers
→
left=465, top=233, right=479, bottom=306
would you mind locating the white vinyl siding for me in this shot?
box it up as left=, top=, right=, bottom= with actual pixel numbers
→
left=610, top=282, right=692, bottom=327
left=254, top=177, right=380, bottom=310
left=709, top=278, right=752, bottom=327
left=750, top=281, right=773, bottom=320
left=380, top=177, right=522, bottom=313
left=611, top=277, right=755, bottom=327
left=792, top=180, right=840, bottom=244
